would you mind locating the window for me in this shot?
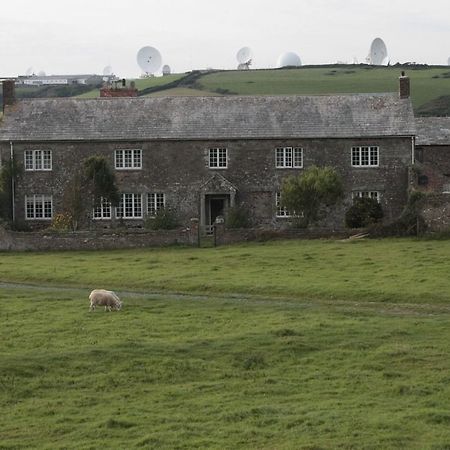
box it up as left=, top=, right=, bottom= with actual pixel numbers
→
left=116, top=193, right=142, bottom=219
left=115, top=149, right=142, bottom=169
left=351, top=146, right=379, bottom=167
left=353, top=191, right=380, bottom=202
left=276, top=147, right=303, bottom=168
left=93, top=197, right=111, bottom=219
left=276, top=192, right=292, bottom=218
left=24, top=150, right=52, bottom=171
left=209, top=148, right=227, bottom=168
left=147, top=193, right=165, bottom=216
left=25, top=195, right=53, bottom=220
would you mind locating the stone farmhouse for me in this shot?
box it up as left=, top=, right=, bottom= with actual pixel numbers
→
left=0, top=76, right=417, bottom=232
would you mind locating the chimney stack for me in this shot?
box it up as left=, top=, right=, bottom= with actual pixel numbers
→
left=2, top=79, right=16, bottom=112
left=399, top=71, right=410, bottom=99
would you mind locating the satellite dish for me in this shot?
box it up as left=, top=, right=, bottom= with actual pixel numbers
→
left=237, top=63, right=251, bottom=70
left=367, top=38, right=388, bottom=65
left=162, top=64, right=171, bottom=75
left=38, top=70, right=46, bottom=77
left=25, top=67, right=33, bottom=76
left=137, top=46, right=162, bottom=75
left=237, top=46, right=253, bottom=63
left=277, top=52, right=302, bottom=68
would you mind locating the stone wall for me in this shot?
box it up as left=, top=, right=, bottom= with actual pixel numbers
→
left=0, top=136, right=412, bottom=231
left=0, top=227, right=197, bottom=251
left=420, top=194, right=450, bottom=231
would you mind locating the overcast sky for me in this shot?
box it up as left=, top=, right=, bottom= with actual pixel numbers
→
left=1, top=0, right=449, bottom=77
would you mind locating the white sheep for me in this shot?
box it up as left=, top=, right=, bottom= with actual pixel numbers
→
left=89, top=289, right=122, bottom=312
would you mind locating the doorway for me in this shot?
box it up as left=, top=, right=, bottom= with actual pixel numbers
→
left=205, top=195, right=229, bottom=233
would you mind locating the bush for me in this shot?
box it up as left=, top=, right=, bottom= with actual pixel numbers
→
left=226, top=206, right=251, bottom=229
left=145, top=208, right=179, bottom=230
left=50, top=213, right=73, bottom=231
left=345, top=197, right=383, bottom=228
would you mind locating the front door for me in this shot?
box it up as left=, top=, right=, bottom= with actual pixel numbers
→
left=205, top=195, right=229, bottom=233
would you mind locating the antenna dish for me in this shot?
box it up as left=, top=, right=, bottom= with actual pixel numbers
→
left=277, top=52, right=302, bottom=68
left=25, top=67, right=33, bottom=76
left=137, top=46, right=162, bottom=75
left=38, top=70, right=46, bottom=77
left=367, top=38, right=388, bottom=65
left=103, top=65, right=113, bottom=76
left=237, top=46, right=253, bottom=62
left=162, top=65, right=171, bottom=75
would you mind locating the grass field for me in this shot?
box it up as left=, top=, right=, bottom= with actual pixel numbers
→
left=2, top=238, right=450, bottom=449
left=196, top=66, right=450, bottom=110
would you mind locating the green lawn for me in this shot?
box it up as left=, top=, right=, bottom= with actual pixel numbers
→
left=2, top=239, right=450, bottom=449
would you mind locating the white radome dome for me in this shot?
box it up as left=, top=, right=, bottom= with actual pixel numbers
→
left=277, top=52, right=302, bottom=68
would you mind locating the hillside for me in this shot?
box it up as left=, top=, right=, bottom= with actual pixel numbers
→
left=2, top=65, right=450, bottom=115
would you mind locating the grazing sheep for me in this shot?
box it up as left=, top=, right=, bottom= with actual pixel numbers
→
left=89, top=289, right=122, bottom=312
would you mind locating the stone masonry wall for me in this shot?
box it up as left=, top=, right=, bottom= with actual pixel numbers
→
left=0, top=136, right=412, bottom=231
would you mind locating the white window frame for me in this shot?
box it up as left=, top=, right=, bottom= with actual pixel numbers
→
left=276, top=192, right=292, bottom=218
left=114, top=149, right=142, bottom=170
left=92, top=197, right=112, bottom=220
left=351, top=146, right=379, bottom=167
left=208, top=148, right=227, bottom=169
left=352, top=191, right=381, bottom=202
left=24, top=150, right=52, bottom=171
left=116, top=193, right=143, bottom=219
left=147, top=193, right=165, bottom=217
left=25, top=195, right=53, bottom=220
left=275, top=147, right=303, bottom=168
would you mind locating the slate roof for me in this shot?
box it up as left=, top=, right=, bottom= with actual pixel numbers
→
left=0, top=94, right=415, bottom=142
left=415, top=117, right=450, bottom=146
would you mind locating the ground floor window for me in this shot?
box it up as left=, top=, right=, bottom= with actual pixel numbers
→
left=116, top=193, right=143, bottom=219
left=93, top=197, right=112, bottom=219
left=276, top=192, right=292, bottom=217
left=147, top=193, right=165, bottom=216
left=25, top=195, right=53, bottom=220
left=352, top=191, right=380, bottom=202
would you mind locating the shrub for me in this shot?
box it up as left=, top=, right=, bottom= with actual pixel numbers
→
left=50, top=213, right=73, bottom=231
left=345, top=197, right=383, bottom=228
left=145, top=208, right=179, bottom=230
left=226, top=206, right=251, bottom=229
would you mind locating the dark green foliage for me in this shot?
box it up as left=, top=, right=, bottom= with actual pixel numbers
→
left=84, top=156, right=120, bottom=206
left=345, top=197, right=384, bottom=228
left=0, top=157, right=22, bottom=224
left=369, top=190, right=426, bottom=237
left=226, top=205, right=251, bottom=228
left=145, top=208, right=179, bottom=230
left=62, top=171, right=85, bottom=230
left=281, top=166, right=343, bottom=227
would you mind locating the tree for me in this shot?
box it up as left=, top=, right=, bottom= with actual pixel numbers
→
left=84, top=156, right=120, bottom=207
left=345, top=196, right=383, bottom=228
left=61, top=171, right=85, bottom=230
left=281, top=166, right=343, bottom=227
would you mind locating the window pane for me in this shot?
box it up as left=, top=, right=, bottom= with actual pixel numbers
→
left=293, top=148, right=302, bottom=167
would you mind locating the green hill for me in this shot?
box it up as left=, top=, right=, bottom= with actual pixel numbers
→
left=2, top=65, right=450, bottom=115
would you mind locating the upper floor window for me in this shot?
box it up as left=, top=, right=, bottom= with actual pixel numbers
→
left=115, top=149, right=142, bottom=170
left=25, top=150, right=52, bottom=171
left=209, top=148, right=227, bottom=168
left=353, top=191, right=380, bottom=202
left=351, top=146, right=379, bottom=167
left=116, top=193, right=143, bottom=219
left=25, top=194, right=53, bottom=220
left=276, top=147, right=303, bottom=168
left=147, top=193, right=165, bottom=216
left=93, top=197, right=112, bottom=220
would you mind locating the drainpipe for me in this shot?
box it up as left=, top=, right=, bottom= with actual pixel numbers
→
left=9, top=141, right=15, bottom=225
left=411, top=136, right=415, bottom=165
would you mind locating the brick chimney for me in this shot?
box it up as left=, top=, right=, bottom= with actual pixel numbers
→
left=2, top=79, right=16, bottom=112
left=99, top=79, right=138, bottom=98
left=399, top=71, right=410, bottom=99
